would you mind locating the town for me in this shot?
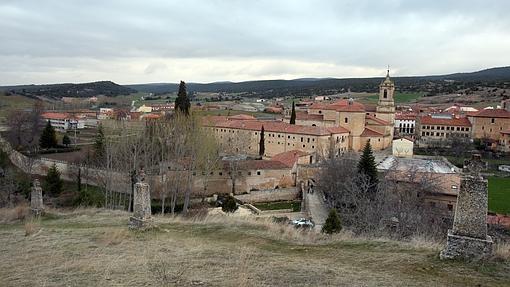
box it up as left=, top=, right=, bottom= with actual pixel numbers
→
left=1, top=1, right=510, bottom=286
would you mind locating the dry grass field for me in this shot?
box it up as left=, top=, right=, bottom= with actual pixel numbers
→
left=0, top=208, right=509, bottom=286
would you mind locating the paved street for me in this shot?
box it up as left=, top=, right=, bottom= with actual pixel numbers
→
left=305, top=190, right=329, bottom=231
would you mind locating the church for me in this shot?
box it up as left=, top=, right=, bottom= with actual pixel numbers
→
left=205, top=70, right=396, bottom=158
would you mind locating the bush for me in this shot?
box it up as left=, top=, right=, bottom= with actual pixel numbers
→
left=322, top=209, right=342, bottom=234
left=43, top=164, right=63, bottom=196
left=73, top=187, right=105, bottom=207
left=222, top=196, right=238, bottom=213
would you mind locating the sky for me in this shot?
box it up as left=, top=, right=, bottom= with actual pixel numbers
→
left=1, top=0, right=510, bottom=85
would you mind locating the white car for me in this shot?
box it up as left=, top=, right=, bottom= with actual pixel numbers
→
left=291, top=218, right=315, bottom=228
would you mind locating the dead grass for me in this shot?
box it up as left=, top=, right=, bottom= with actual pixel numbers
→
left=0, top=203, right=29, bottom=223
left=0, top=209, right=508, bottom=287
left=23, top=218, right=41, bottom=237
left=493, top=242, right=510, bottom=261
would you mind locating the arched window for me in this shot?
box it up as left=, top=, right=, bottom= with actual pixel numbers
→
left=383, top=89, right=388, bottom=98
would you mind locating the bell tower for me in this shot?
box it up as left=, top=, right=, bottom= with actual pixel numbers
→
left=376, top=68, right=395, bottom=125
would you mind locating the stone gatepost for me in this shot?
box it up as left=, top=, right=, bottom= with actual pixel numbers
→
left=30, top=179, right=44, bottom=216
left=128, top=169, right=153, bottom=229
left=440, top=154, right=493, bottom=260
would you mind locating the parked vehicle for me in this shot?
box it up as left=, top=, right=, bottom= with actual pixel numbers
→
left=291, top=218, right=315, bottom=229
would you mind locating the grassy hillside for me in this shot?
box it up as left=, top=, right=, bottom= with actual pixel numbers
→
left=0, top=209, right=508, bottom=286
left=0, top=93, right=37, bottom=122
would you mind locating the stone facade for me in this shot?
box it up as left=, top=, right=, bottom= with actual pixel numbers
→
left=129, top=170, right=153, bottom=229
left=30, top=179, right=44, bottom=215
left=440, top=155, right=493, bottom=260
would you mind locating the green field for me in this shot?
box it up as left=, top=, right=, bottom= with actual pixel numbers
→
left=488, top=176, right=510, bottom=215
left=253, top=200, right=301, bottom=212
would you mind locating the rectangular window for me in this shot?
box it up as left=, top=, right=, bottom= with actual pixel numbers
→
left=344, top=117, right=348, bottom=123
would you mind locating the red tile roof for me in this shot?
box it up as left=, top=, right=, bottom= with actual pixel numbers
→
left=309, top=99, right=365, bottom=112
left=472, top=108, right=510, bottom=118
left=271, top=150, right=309, bottom=167
left=395, top=113, right=417, bottom=120
left=365, top=114, right=390, bottom=125
left=41, top=112, right=74, bottom=120
left=206, top=119, right=349, bottom=136
left=419, top=115, right=472, bottom=127
left=295, top=111, right=324, bottom=121
left=501, top=129, right=510, bottom=135
left=360, top=127, right=383, bottom=137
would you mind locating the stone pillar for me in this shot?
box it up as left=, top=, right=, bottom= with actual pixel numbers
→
left=30, top=179, right=44, bottom=216
left=440, top=154, right=493, bottom=260
left=128, top=169, right=153, bottom=229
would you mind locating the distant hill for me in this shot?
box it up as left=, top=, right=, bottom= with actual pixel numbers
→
left=126, top=66, right=510, bottom=97
left=0, top=81, right=136, bottom=99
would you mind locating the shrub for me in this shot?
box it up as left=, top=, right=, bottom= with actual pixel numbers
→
left=43, top=164, right=63, bottom=196
left=322, top=209, right=342, bottom=234
left=73, top=187, right=105, bottom=207
left=222, top=196, right=238, bottom=213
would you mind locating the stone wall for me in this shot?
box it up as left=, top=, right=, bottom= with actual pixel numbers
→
left=235, top=188, right=299, bottom=203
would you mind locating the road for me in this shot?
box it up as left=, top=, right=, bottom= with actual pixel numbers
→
left=305, top=190, right=329, bottom=231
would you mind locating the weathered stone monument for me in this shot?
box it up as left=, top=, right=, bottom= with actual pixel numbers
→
left=30, top=179, right=44, bottom=216
left=440, top=154, right=493, bottom=260
left=128, top=169, right=153, bottom=229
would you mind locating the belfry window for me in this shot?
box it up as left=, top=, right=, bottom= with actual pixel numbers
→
left=383, top=89, right=388, bottom=99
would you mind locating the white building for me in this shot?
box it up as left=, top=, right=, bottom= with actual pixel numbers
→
left=41, top=112, right=85, bottom=131
left=394, top=113, right=416, bottom=138
left=392, top=138, right=414, bottom=157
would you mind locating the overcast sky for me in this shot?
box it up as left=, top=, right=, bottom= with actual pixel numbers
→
left=1, top=0, right=510, bottom=85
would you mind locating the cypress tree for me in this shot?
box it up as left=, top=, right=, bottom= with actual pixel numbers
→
left=39, top=120, right=57, bottom=149
left=94, top=124, right=105, bottom=159
left=357, top=141, right=379, bottom=189
left=175, top=81, right=190, bottom=115
left=43, top=163, right=63, bottom=196
left=259, top=125, right=265, bottom=156
left=290, top=101, right=296, bottom=124
left=62, top=134, right=71, bottom=147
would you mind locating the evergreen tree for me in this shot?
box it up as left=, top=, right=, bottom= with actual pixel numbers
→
left=39, top=120, right=57, bottom=149
left=259, top=125, right=265, bottom=156
left=174, top=81, right=191, bottom=115
left=322, top=209, right=342, bottom=234
left=43, top=164, right=63, bottom=196
left=222, top=196, right=238, bottom=213
left=357, top=141, right=379, bottom=189
left=94, top=124, right=105, bottom=159
left=290, top=101, right=296, bottom=124
left=62, top=134, right=71, bottom=147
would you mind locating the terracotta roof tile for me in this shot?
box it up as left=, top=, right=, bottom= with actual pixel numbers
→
left=472, top=108, right=510, bottom=118
left=41, top=112, right=74, bottom=120
left=271, top=150, right=309, bottom=167
left=419, top=115, right=472, bottom=127
left=295, top=111, right=323, bottom=121
left=206, top=119, right=349, bottom=136
left=365, top=114, right=390, bottom=125
left=360, top=127, right=383, bottom=137
left=309, top=99, right=365, bottom=112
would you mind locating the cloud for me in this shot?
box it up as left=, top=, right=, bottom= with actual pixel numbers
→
left=1, top=0, right=510, bottom=84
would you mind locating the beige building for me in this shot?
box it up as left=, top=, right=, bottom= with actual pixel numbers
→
left=378, top=156, right=462, bottom=215
left=468, top=108, right=510, bottom=144
left=416, top=114, right=472, bottom=147
left=207, top=117, right=350, bottom=158
left=281, top=70, right=396, bottom=151
left=499, top=129, right=510, bottom=152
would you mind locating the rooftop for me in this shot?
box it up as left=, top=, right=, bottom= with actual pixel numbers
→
left=472, top=108, right=510, bottom=118
left=309, top=99, right=365, bottom=112
left=377, top=155, right=459, bottom=174
left=419, top=115, right=472, bottom=127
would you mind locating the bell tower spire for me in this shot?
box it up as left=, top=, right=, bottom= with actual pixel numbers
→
left=375, top=67, right=396, bottom=126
